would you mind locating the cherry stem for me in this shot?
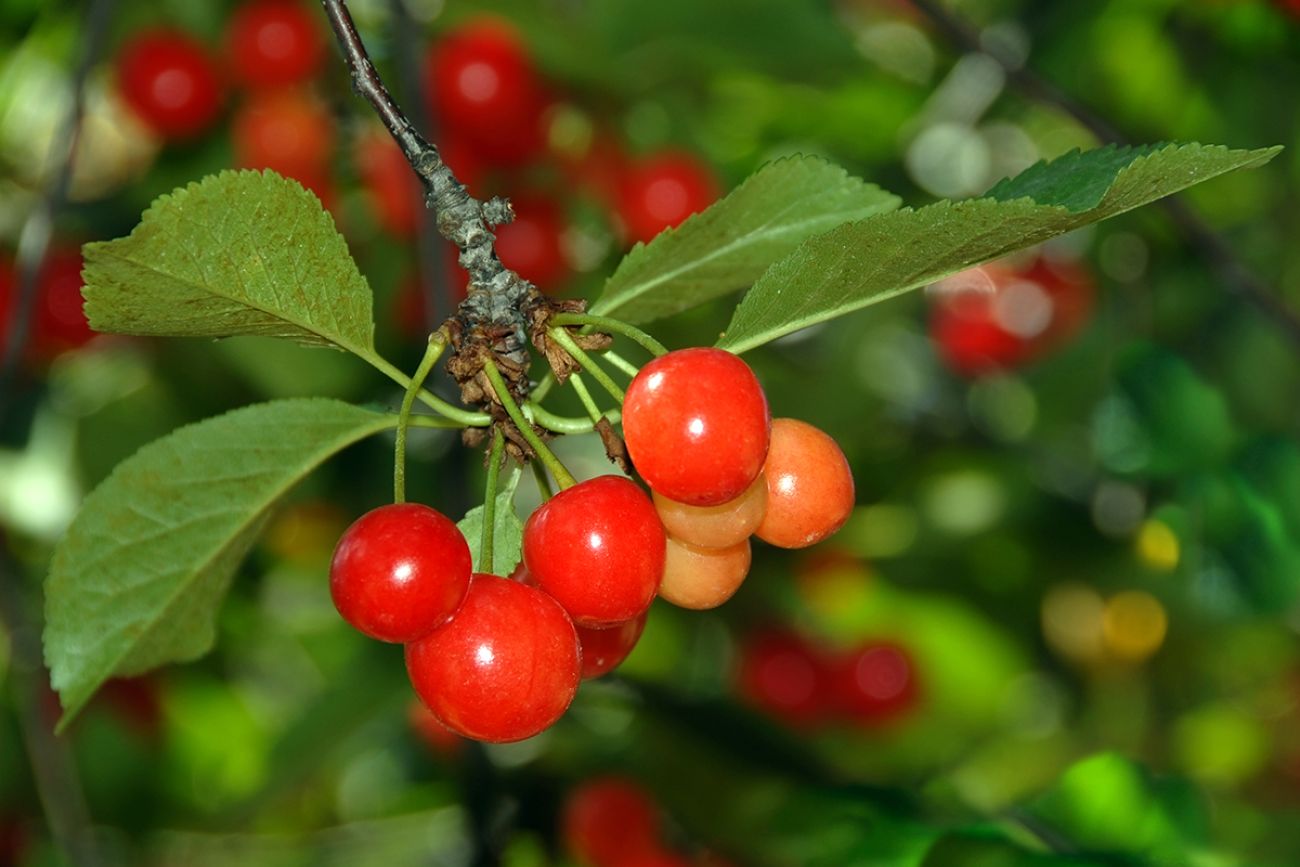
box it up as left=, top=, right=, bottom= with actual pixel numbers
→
left=483, top=359, right=577, bottom=489
left=568, top=374, right=603, bottom=423
left=549, top=312, right=669, bottom=357
left=480, top=427, right=505, bottom=571
left=531, top=459, right=554, bottom=501
left=527, top=401, right=620, bottom=435
left=547, top=328, right=625, bottom=403
left=601, top=350, right=640, bottom=378
left=367, top=350, right=489, bottom=427
left=394, top=333, right=447, bottom=503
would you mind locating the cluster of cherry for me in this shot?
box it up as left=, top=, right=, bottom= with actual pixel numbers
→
left=329, top=347, right=855, bottom=743
left=738, top=629, right=919, bottom=730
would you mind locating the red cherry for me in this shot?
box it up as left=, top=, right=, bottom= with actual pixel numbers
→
left=226, top=1, right=325, bottom=89
left=425, top=18, right=546, bottom=167
left=494, top=196, right=569, bottom=290
left=405, top=574, right=580, bottom=743
left=623, top=348, right=770, bottom=507
left=737, top=630, right=830, bottom=727
left=34, top=250, right=94, bottom=353
left=561, top=777, right=661, bottom=866
left=831, top=641, right=919, bottom=725
left=115, top=30, right=223, bottom=139
left=232, top=87, right=334, bottom=182
left=522, top=476, right=665, bottom=626
left=329, top=503, right=472, bottom=643
left=618, top=151, right=718, bottom=245
left=754, top=418, right=853, bottom=549
left=576, top=613, right=647, bottom=679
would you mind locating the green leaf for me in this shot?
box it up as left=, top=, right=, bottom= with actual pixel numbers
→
left=716, top=142, right=1281, bottom=353
left=457, top=467, right=525, bottom=575
left=82, top=170, right=375, bottom=356
left=591, top=155, right=899, bottom=324
left=43, top=398, right=394, bottom=728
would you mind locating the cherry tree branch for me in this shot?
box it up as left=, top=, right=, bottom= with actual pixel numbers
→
left=909, top=0, right=1300, bottom=347
left=319, top=0, right=537, bottom=368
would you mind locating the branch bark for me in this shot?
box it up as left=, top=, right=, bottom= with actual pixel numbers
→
left=319, top=0, right=540, bottom=381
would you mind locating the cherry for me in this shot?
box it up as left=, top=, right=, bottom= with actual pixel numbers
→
left=511, top=564, right=644, bottom=677
left=522, top=476, right=665, bottom=627
left=623, top=348, right=770, bottom=507
left=115, top=29, right=223, bottom=139
left=405, top=574, right=580, bottom=743
left=231, top=87, right=334, bottom=183
left=329, top=502, right=471, bottom=643
left=226, top=1, right=325, bottom=89
left=928, top=257, right=1094, bottom=376
left=576, top=613, right=647, bottom=679
left=492, top=196, right=569, bottom=290
left=657, top=536, right=752, bottom=611
left=831, top=641, right=918, bottom=725
left=736, top=629, right=830, bottom=727
left=618, top=151, right=719, bottom=245
left=562, top=777, right=661, bottom=866
left=34, top=250, right=94, bottom=354
left=755, top=418, right=853, bottom=549
left=425, top=17, right=547, bottom=166
left=652, top=473, right=767, bottom=549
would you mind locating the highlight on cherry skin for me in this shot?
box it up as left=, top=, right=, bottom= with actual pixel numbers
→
left=405, top=574, right=581, bottom=743
left=328, top=502, right=472, bottom=643
left=622, top=347, right=771, bottom=507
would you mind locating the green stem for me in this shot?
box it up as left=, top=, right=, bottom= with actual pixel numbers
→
left=531, top=459, right=554, bottom=501
left=602, top=349, right=640, bottom=378
left=527, top=402, right=620, bottom=434
left=548, top=328, right=625, bottom=403
left=482, top=359, right=577, bottom=489
left=364, top=349, right=491, bottom=427
left=550, top=312, right=669, bottom=357
left=394, top=335, right=446, bottom=503
left=480, top=428, right=505, bottom=571
left=569, top=374, right=603, bottom=423
left=531, top=370, right=557, bottom=404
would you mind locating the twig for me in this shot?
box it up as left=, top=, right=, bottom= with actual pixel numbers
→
left=0, top=0, right=112, bottom=862
left=909, top=0, right=1300, bottom=347
left=320, top=0, right=537, bottom=370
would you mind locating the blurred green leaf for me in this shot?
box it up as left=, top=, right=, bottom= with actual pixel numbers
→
left=82, top=170, right=375, bottom=356
left=43, top=399, right=393, bottom=728
left=592, top=155, right=899, bottom=323
left=717, top=143, right=1280, bottom=352
left=457, top=467, right=525, bottom=574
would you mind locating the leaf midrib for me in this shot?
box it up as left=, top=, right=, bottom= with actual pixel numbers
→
left=595, top=191, right=896, bottom=316
left=95, top=245, right=373, bottom=358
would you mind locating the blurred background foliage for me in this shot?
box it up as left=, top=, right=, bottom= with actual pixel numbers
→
left=1, top=0, right=1299, bottom=865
